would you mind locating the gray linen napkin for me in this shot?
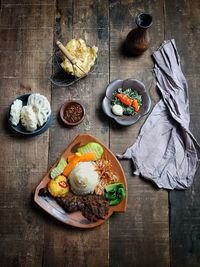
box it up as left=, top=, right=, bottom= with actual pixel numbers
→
left=118, top=39, right=200, bottom=189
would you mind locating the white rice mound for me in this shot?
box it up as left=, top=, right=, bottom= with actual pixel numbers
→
left=68, top=161, right=99, bottom=195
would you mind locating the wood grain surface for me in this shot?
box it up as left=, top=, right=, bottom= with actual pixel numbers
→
left=109, top=1, right=170, bottom=267
left=0, top=1, right=199, bottom=267
left=0, top=1, right=54, bottom=266
left=164, top=1, right=200, bottom=267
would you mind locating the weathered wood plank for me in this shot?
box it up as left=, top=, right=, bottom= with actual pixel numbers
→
left=42, top=1, right=110, bottom=267
left=2, top=0, right=55, bottom=5
left=0, top=1, right=54, bottom=266
left=0, top=1, right=199, bottom=266
left=164, top=1, right=200, bottom=267
left=0, top=3, right=54, bottom=28
left=109, top=1, right=170, bottom=267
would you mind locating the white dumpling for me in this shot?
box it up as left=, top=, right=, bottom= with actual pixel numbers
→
left=10, top=99, right=23, bottom=126
left=20, top=106, right=37, bottom=132
left=36, top=110, right=49, bottom=127
left=28, top=93, right=51, bottom=115
left=27, top=93, right=51, bottom=127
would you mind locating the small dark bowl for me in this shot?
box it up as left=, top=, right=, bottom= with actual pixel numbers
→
left=60, top=100, right=85, bottom=126
left=8, top=93, right=52, bottom=136
left=102, top=79, right=151, bottom=126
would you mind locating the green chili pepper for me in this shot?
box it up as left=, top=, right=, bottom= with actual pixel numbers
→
left=105, top=183, right=126, bottom=206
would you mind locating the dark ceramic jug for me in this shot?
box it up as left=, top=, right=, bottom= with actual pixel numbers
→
left=125, top=13, right=153, bottom=56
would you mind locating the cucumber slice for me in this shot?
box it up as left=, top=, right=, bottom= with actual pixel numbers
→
left=50, top=157, right=67, bottom=179
left=77, top=142, right=104, bottom=160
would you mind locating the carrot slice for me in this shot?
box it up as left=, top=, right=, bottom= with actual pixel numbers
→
left=63, top=157, right=80, bottom=176
left=63, top=152, right=97, bottom=176
left=132, top=99, right=139, bottom=112
left=67, top=152, right=81, bottom=163
left=79, top=152, right=97, bottom=162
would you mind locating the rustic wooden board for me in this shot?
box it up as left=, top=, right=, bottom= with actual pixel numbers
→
left=0, top=1, right=54, bottom=266
left=41, top=1, right=110, bottom=267
left=109, top=1, right=170, bottom=267
left=164, top=1, right=200, bottom=267
left=1, top=0, right=200, bottom=266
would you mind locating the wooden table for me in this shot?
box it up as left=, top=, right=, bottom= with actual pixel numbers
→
left=0, top=1, right=200, bottom=267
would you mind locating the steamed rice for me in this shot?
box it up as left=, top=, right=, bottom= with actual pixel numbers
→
left=68, top=161, right=99, bottom=195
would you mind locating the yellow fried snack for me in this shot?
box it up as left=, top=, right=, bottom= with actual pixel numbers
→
left=61, top=39, right=98, bottom=78
left=48, top=175, right=69, bottom=197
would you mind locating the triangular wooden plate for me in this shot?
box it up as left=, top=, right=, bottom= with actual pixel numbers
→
left=34, top=134, right=128, bottom=228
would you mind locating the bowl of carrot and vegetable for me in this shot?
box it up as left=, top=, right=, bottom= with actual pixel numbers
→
left=102, top=78, right=151, bottom=126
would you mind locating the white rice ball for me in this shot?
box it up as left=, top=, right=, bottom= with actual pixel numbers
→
left=69, top=161, right=99, bottom=195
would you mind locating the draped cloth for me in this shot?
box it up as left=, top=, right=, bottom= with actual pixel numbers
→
left=118, top=39, right=200, bottom=189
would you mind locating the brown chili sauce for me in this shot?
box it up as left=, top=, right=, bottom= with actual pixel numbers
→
left=63, top=102, right=84, bottom=123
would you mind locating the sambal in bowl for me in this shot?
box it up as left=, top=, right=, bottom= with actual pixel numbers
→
left=60, top=100, right=85, bottom=126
